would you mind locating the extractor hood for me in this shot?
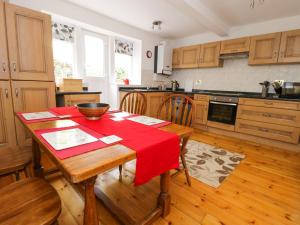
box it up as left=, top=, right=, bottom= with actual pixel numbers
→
left=219, top=52, right=249, bottom=60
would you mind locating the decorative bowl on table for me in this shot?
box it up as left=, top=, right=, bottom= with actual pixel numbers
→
left=77, top=103, right=110, bottom=120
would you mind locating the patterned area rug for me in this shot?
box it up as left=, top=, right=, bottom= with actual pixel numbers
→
left=184, top=140, right=245, bottom=188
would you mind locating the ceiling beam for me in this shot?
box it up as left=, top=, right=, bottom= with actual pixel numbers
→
left=167, top=0, right=229, bottom=36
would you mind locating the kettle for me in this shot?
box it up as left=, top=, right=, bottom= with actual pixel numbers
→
left=171, top=80, right=179, bottom=91
left=259, top=81, right=270, bottom=98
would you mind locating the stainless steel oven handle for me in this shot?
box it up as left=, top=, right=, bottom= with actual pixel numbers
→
left=210, top=101, right=237, bottom=106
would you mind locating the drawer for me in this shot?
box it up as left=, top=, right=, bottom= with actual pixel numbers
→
left=239, top=98, right=300, bottom=110
left=194, top=94, right=209, bottom=101
left=237, top=105, right=300, bottom=127
left=64, top=94, right=100, bottom=106
left=235, top=119, right=300, bottom=144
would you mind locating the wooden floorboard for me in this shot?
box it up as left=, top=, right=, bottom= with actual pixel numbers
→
left=0, top=130, right=299, bottom=225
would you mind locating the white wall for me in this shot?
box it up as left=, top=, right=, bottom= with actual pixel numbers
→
left=170, top=15, right=300, bottom=92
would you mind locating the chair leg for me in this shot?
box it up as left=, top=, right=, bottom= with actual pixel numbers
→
left=15, top=171, right=20, bottom=181
left=180, top=154, right=191, bottom=186
left=119, top=165, right=123, bottom=181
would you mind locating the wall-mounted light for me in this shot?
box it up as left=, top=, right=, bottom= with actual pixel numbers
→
left=152, top=21, right=162, bottom=31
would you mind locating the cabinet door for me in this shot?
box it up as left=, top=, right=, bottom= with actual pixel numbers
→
left=199, top=42, right=221, bottom=68
left=248, top=33, right=281, bottom=65
left=5, top=3, right=54, bottom=81
left=172, top=48, right=181, bottom=69
left=11, top=81, right=56, bottom=146
left=180, top=45, right=200, bottom=68
left=278, top=29, right=300, bottom=63
left=146, top=93, right=164, bottom=118
left=193, top=101, right=208, bottom=125
left=220, top=37, right=250, bottom=54
left=64, top=94, right=100, bottom=106
left=0, top=81, right=17, bottom=147
left=0, top=2, right=9, bottom=80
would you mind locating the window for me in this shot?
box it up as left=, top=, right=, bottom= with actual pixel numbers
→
left=83, top=33, right=105, bottom=77
left=52, top=39, right=75, bottom=84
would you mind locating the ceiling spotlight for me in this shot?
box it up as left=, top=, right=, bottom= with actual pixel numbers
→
left=152, top=21, right=162, bottom=30
left=250, top=0, right=265, bottom=8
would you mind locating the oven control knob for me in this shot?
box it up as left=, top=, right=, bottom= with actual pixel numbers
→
left=229, top=98, right=232, bottom=102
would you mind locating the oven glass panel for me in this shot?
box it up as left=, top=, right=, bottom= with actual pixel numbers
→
left=208, top=102, right=237, bottom=125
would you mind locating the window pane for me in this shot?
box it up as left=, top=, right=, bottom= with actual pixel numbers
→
left=52, top=39, right=74, bottom=84
left=115, top=53, right=132, bottom=83
left=84, top=35, right=104, bottom=77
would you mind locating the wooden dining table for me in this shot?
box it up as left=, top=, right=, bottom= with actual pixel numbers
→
left=18, top=117, right=193, bottom=225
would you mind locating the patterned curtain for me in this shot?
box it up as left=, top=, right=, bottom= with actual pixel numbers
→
left=52, top=22, right=75, bottom=42
left=115, top=38, right=134, bottom=56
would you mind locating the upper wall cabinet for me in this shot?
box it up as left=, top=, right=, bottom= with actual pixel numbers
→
left=5, top=3, right=54, bottom=81
left=278, top=29, right=300, bottom=63
left=199, top=42, right=221, bottom=68
left=180, top=45, right=200, bottom=68
left=172, top=48, right=181, bottom=69
left=248, top=33, right=282, bottom=65
left=0, top=2, right=9, bottom=80
left=220, top=37, right=250, bottom=54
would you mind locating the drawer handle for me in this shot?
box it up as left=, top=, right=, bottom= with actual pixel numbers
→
left=262, top=113, right=271, bottom=117
left=264, top=102, right=273, bottom=105
left=5, top=89, right=8, bottom=98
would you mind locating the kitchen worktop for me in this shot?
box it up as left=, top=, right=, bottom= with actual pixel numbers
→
left=56, top=91, right=102, bottom=95
left=119, top=87, right=300, bottom=102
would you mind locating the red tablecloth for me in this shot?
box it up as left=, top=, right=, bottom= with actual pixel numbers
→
left=72, top=117, right=180, bottom=185
left=50, top=106, right=84, bottom=118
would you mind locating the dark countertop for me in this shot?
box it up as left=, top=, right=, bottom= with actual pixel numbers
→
left=119, top=87, right=300, bottom=102
left=56, top=91, right=102, bottom=96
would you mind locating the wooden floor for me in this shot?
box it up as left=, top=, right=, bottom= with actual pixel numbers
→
left=1, top=131, right=300, bottom=225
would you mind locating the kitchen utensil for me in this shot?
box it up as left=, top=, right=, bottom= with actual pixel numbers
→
left=259, top=81, right=270, bottom=98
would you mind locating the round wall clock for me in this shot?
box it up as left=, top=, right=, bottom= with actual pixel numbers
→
left=146, top=50, right=152, bottom=58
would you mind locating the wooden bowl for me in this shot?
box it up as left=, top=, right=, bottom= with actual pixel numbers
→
left=77, top=103, right=110, bottom=120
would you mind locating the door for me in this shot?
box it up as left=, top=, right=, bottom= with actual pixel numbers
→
left=180, top=45, right=200, bottom=68
left=193, top=101, right=208, bottom=125
left=11, top=81, right=56, bottom=146
left=220, top=37, right=250, bottom=54
left=172, top=48, right=181, bottom=68
left=278, top=29, right=300, bottom=63
left=0, top=81, right=17, bottom=147
left=248, top=33, right=281, bottom=65
left=5, top=3, right=54, bottom=81
left=0, top=2, right=9, bottom=80
left=199, top=42, right=221, bottom=68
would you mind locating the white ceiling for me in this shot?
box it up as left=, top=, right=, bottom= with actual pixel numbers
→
left=66, top=0, right=300, bottom=38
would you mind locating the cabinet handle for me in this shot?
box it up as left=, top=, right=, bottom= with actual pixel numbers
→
left=12, top=63, right=17, bottom=72
left=280, top=51, right=284, bottom=58
left=262, top=113, right=271, bottom=117
left=273, top=51, right=278, bottom=58
left=2, top=63, right=6, bottom=72
left=5, top=89, right=8, bottom=98
left=259, top=127, right=269, bottom=132
left=264, top=101, right=273, bottom=105
left=15, top=88, right=19, bottom=97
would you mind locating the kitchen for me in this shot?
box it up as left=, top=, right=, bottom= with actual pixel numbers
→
left=0, top=0, right=300, bottom=225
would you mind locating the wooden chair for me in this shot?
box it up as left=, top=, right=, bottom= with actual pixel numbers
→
left=157, top=94, right=194, bottom=186
left=0, top=177, right=61, bottom=225
left=119, top=91, right=147, bottom=115
left=119, top=91, right=147, bottom=180
left=0, top=147, right=32, bottom=181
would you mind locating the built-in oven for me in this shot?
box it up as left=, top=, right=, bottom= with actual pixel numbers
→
left=207, top=96, right=238, bottom=125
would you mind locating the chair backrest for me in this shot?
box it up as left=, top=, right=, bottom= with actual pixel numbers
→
left=119, top=91, right=147, bottom=115
left=157, top=94, right=194, bottom=127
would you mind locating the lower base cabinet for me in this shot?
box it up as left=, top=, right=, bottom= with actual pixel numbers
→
left=0, top=81, right=17, bottom=147
left=11, top=81, right=56, bottom=146
left=193, top=101, right=208, bottom=126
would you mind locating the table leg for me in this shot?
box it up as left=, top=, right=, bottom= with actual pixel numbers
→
left=157, top=171, right=171, bottom=218
left=32, top=138, right=44, bottom=178
left=83, top=176, right=98, bottom=225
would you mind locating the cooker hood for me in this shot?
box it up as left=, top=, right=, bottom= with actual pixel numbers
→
left=219, top=52, right=249, bottom=60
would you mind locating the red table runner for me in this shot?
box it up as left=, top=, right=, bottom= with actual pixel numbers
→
left=34, top=125, right=108, bottom=159
left=50, top=106, right=84, bottom=118
left=72, top=117, right=180, bottom=185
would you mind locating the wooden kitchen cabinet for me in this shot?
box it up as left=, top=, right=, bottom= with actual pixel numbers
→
left=220, top=37, right=250, bottom=54
left=5, top=3, right=54, bottom=81
left=248, top=33, right=282, bottom=65
left=172, top=48, right=181, bottom=69
left=64, top=94, right=100, bottom=106
left=278, top=29, right=300, bottom=63
left=180, top=45, right=200, bottom=68
left=11, top=81, right=56, bottom=146
left=199, top=42, right=222, bottom=68
left=0, top=81, right=17, bottom=147
left=146, top=93, right=165, bottom=118
left=0, top=2, right=9, bottom=80
left=193, top=101, right=209, bottom=126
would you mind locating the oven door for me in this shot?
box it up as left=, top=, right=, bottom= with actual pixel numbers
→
left=208, top=101, right=237, bottom=125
